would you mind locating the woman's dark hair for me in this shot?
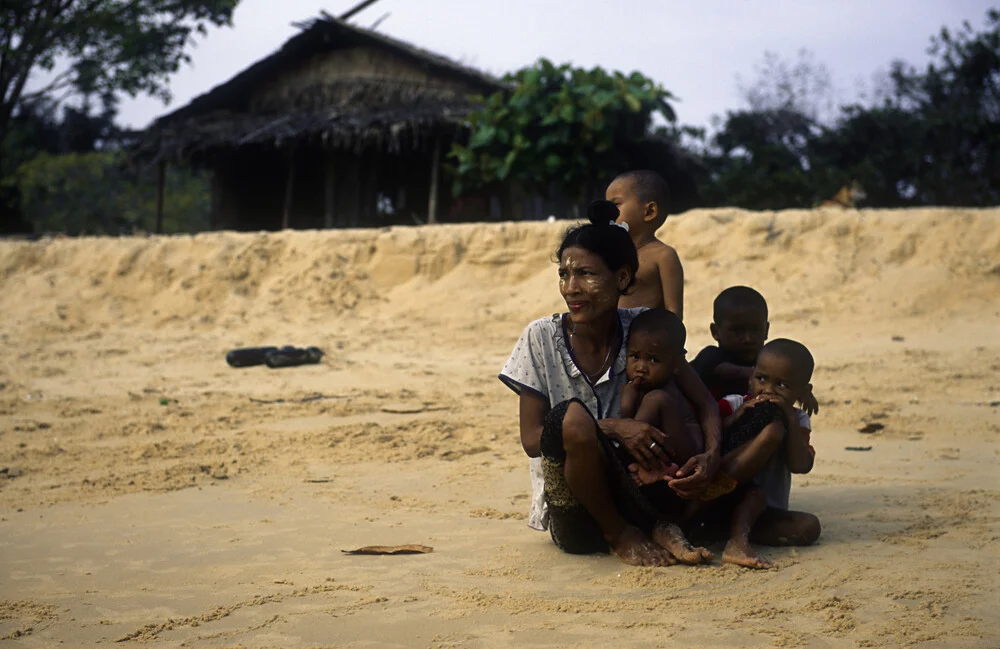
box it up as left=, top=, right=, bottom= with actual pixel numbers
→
left=557, top=200, right=639, bottom=292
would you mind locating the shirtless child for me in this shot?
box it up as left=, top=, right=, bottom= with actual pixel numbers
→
left=627, top=326, right=822, bottom=568
left=619, top=308, right=703, bottom=474
left=618, top=307, right=714, bottom=565
left=607, top=170, right=684, bottom=319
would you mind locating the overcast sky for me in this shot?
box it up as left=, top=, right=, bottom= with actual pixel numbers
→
left=113, top=0, right=997, bottom=130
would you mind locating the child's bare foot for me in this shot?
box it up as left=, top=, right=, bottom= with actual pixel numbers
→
left=722, top=537, right=774, bottom=569
left=628, top=462, right=680, bottom=486
left=611, top=525, right=678, bottom=567
left=652, top=522, right=714, bottom=565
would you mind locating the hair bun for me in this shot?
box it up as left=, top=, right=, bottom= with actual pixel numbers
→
left=586, top=200, right=619, bottom=226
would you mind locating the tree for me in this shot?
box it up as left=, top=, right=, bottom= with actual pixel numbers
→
left=808, top=8, right=1000, bottom=207
left=738, top=49, right=837, bottom=124
left=878, top=9, right=1000, bottom=205
left=449, top=59, right=680, bottom=208
left=15, top=150, right=210, bottom=234
left=693, top=8, right=999, bottom=209
left=0, top=0, right=239, bottom=155
left=688, top=50, right=837, bottom=209
left=700, top=107, right=825, bottom=209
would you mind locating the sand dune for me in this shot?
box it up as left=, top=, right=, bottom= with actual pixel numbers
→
left=1, top=207, right=998, bottom=648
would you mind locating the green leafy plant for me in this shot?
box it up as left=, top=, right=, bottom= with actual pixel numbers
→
left=0, top=0, right=240, bottom=154
left=450, top=59, right=677, bottom=202
left=15, top=150, right=210, bottom=234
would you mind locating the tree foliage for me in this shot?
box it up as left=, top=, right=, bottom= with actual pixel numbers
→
left=450, top=59, right=678, bottom=202
left=0, top=0, right=239, bottom=151
left=698, top=8, right=1000, bottom=209
left=1, top=0, right=237, bottom=232
left=738, top=49, right=836, bottom=123
left=15, top=150, right=210, bottom=235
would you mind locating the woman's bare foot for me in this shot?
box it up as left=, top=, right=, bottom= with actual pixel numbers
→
left=611, top=525, right=678, bottom=567
left=652, top=522, right=714, bottom=565
left=722, top=537, right=774, bottom=569
left=628, top=462, right=680, bottom=486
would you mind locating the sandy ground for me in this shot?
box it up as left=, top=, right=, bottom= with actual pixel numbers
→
left=0, top=207, right=998, bottom=648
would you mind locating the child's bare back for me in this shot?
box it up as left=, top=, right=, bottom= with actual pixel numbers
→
left=605, top=171, right=684, bottom=319
left=618, top=240, right=683, bottom=316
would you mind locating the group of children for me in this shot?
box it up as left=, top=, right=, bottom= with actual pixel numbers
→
left=605, top=170, right=820, bottom=569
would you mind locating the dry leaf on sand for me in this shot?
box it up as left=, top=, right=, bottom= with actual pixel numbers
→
left=342, top=545, right=433, bottom=555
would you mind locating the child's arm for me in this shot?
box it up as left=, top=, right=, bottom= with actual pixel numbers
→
left=785, top=420, right=815, bottom=474
left=669, top=362, right=722, bottom=498
left=757, top=395, right=814, bottom=474
left=714, top=362, right=753, bottom=385
left=632, top=392, right=680, bottom=474
left=657, top=246, right=684, bottom=320
left=800, top=388, right=820, bottom=416
left=620, top=380, right=641, bottom=419
left=674, top=362, right=722, bottom=461
left=631, top=391, right=663, bottom=429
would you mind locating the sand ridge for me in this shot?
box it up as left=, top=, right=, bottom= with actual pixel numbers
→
left=0, top=207, right=998, bottom=647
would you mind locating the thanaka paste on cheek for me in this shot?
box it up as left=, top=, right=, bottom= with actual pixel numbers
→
left=559, top=249, right=620, bottom=319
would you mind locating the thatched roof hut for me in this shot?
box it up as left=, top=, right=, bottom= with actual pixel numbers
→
left=137, top=13, right=507, bottom=231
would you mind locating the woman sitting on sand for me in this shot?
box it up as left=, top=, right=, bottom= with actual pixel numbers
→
left=498, top=206, right=724, bottom=566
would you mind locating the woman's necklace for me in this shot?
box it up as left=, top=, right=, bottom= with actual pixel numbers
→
left=570, top=324, right=618, bottom=383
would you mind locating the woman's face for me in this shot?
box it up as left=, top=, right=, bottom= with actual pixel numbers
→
left=558, top=246, right=629, bottom=326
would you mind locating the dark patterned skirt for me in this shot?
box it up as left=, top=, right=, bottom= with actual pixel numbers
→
left=721, top=399, right=788, bottom=456
left=540, top=399, right=674, bottom=554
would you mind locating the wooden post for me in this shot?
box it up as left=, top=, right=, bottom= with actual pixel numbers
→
left=324, top=150, right=336, bottom=229
left=364, top=152, right=380, bottom=225
left=347, top=161, right=360, bottom=228
left=209, top=170, right=220, bottom=230
left=427, top=135, right=441, bottom=224
left=154, top=161, right=166, bottom=234
left=282, top=149, right=296, bottom=230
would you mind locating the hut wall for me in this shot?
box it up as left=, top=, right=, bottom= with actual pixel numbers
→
left=210, top=150, right=286, bottom=231
left=250, top=46, right=478, bottom=112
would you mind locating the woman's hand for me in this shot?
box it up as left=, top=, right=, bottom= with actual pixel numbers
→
left=600, top=418, right=674, bottom=471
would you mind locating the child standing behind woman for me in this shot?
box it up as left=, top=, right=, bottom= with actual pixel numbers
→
left=607, top=170, right=684, bottom=319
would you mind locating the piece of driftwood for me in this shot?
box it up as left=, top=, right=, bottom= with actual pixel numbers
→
left=249, top=392, right=346, bottom=405
left=342, top=545, right=433, bottom=555
left=379, top=405, right=449, bottom=414
left=845, top=446, right=873, bottom=452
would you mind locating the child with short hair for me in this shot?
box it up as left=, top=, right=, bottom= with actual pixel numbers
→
left=619, top=308, right=703, bottom=471
left=618, top=307, right=715, bottom=565
left=608, top=170, right=685, bottom=320
left=690, top=286, right=770, bottom=400
left=691, top=286, right=818, bottom=414
left=708, top=338, right=819, bottom=569
left=628, top=337, right=822, bottom=568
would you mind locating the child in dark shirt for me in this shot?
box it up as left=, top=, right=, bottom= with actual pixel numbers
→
left=690, top=286, right=769, bottom=399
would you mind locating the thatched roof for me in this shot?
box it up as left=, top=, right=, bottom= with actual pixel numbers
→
left=136, top=14, right=506, bottom=162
